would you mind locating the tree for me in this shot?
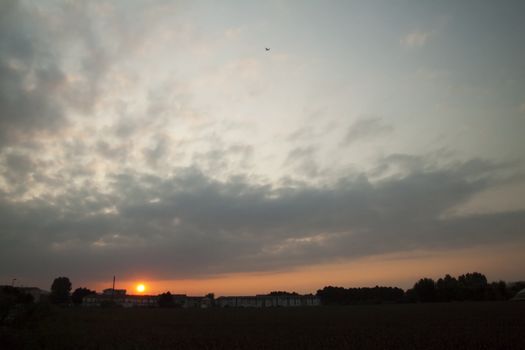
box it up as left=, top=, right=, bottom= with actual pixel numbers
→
left=268, top=291, right=299, bottom=296
left=157, top=292, right=174, bottom=308
left=412, top=278, right=436, bottom=302
left=436, top=274, right=459, bottom=301
left=316, top=286, right=405, bottom=305
left=71, top=287, right=95, bottom=305
left=316, top=286, right=347, bottom=305
left=50, top=277, right=72, bottom=304
left=458, top=272, right=487, bottom=300
left=405, top=288, right=417, bottom=303
left=205, top=293, right=215, bottom=307
left=485, top=281, right=507, bottom=301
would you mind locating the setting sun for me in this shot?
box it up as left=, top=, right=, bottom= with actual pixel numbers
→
left=136, top=284, right=145, bottom=293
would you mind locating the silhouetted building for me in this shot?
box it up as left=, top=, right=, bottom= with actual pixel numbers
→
left=0, top=286, right=49, bottom=302
left=512, top=288, right=525, bottom=301
left=183, top=296, right=212, bottom=308
left=17, top=287, right=50, bottom=302
left=82, top=291, right=318, bottom=308
left=82, top=292, right=212, bottom=308
left=216, top=294, right=320, bottom=307
left=83, top=292, right=157, bottom=307
left=102, top=288, right=126, bottom=296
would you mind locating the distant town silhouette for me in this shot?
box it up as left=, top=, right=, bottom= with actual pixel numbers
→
left=3, top=272, right=524, bottom=311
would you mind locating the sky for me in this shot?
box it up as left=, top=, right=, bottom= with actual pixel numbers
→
left=1, top=0, right=524, bottom=296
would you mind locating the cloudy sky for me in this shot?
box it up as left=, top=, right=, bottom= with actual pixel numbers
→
left=1, top=0, right=524, bottom=295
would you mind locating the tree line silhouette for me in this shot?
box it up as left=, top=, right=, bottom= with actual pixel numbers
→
left=405, top=272, right=517, bottom=303
left=317, top=286, right=405, bottom=305
left=317, top=272, right=525, bottom=305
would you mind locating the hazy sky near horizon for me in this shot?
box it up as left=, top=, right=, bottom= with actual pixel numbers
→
left=1, top=0, right=524, bottom=294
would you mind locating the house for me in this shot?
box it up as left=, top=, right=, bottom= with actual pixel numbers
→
left=102, top=288, right=126, bottom=296
left=216, top=294, right=320, bottom=308
left=183, top=296, right=212, bottom=308
left=0, top=286, right=50, bottom=303
left=82, top=291, right=320, bottom=308
left=82, top=292, right=211, bottom=308
left=17, top=287, right=50, bottom=302
left=512, top=288, right=525, bottom=301
left=83, top=292, right=157, bottom=308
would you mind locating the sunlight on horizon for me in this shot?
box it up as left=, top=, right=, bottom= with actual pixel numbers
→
left=136, top=284, right=146, bottom=293
left=88, top=243, right=524, bottom=296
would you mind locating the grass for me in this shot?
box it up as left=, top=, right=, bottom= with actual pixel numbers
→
left=2, top=302, right=524, bottom=349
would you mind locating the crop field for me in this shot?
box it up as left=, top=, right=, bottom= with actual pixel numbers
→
left=2, top=302, right=524, bottom=349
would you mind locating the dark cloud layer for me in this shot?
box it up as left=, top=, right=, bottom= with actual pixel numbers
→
left=1, top=156, right=523, bottom=283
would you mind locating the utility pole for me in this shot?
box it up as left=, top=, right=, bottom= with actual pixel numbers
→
left=11, top=278, right=16, bottom=287
left=112, top=275, right=116, bottom=299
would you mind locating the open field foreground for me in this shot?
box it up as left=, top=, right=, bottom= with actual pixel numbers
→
left=2, top=302, right=525, bottom=349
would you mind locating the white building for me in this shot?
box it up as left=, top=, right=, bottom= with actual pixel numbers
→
left=216, top=294, right=320, bottom=308
left=512, top=288, right=525, bottom=301
left=83, top=293, right=158, bottom=308
left=82, top=292, right=212, bottom=308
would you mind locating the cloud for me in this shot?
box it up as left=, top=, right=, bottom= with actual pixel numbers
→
left=400, top=30, right=431, bottom=48
left=284, top=146, right=320, bottom=178
left=1, top=155, right=523, bottom=284
left=0, top=0, right=182, bottom=151
left=224, top=27, right=242, bottom=40
left=0, top=1, right=124, bottom=149
left=3, top=152, right=34, bottom=181
left=343, top=117, right=393, bottom=145
left=0, top=1, right=67, bottom=147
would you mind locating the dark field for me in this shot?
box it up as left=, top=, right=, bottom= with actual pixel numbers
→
left=2, top=302, right=525, bottom=349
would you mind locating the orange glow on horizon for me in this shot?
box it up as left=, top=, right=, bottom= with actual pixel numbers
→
left=136, top=284, right=145, bottom=293
left=90, top=243, right=523, bottom=297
